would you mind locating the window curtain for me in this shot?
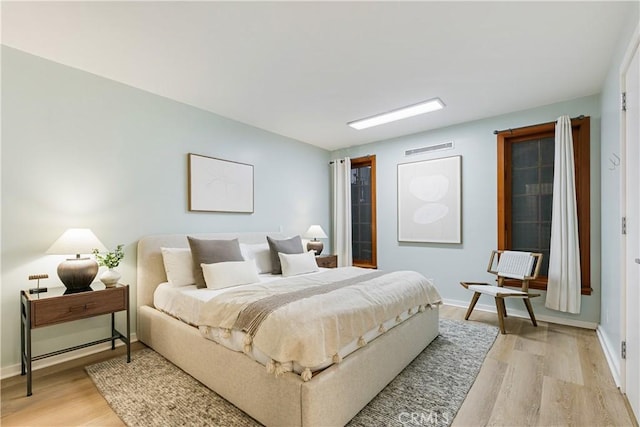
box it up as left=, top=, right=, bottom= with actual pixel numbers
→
left=545, top=115, right=581, bottom=313
left=331, top=157, right=352, bottom=267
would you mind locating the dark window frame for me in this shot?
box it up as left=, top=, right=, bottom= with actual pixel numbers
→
left=351, top=155, right=377, bottom=269
left=497, top=117, right=591, bottom=295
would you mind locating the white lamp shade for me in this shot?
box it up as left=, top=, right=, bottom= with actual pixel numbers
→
left=46, top=228, right=107, bottom=256
left=304, top=225, right=328, bottom=239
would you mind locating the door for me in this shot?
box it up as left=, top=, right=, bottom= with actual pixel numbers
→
left=623, top=34, right=640, bottom=420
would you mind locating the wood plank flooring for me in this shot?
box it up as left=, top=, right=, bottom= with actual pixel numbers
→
left=1, top=306, right=637, bottom=426
left=445, top=305, right=638, bottom=427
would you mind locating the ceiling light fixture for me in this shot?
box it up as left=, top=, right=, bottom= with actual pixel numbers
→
left=348, top=98, right=445, bottom=130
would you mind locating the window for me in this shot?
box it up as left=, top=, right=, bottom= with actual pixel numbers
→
left=497, top=117, right=591, bottom=294
left=351, top=156, right=377, bottom=268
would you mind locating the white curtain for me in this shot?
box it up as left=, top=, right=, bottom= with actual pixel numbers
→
left=546, top=115, right=581, bottom=313
left=331, top=157, right=352, bottom=267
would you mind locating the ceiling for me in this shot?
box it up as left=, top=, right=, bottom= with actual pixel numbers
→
left=1, top=1, right=636, bottom=151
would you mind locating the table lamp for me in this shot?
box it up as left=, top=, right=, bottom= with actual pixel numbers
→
left=304, top=225, right=328, bottom=255
left=46, top=228, right=107, bottom=292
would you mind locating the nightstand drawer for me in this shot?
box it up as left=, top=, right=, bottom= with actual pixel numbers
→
left=31, top=286, right=126, bottom=327
left=316, top=254, right=338, bottom=268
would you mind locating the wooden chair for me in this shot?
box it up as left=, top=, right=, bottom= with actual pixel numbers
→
left=460, top=250, right=543, bottom=334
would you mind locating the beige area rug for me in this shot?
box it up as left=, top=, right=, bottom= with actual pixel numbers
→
left=86, top=319, right=497, bottom=427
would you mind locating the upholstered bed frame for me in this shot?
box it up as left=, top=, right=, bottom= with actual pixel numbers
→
left=137, top=232, right=439, bottom=427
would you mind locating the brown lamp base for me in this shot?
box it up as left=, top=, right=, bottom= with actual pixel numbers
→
left=57, top=257, right=98, bottom=291
left=307, top=240, right=324, bottom=255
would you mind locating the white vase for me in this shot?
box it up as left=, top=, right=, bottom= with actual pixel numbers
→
left=100, top=268, right=121, bottom=287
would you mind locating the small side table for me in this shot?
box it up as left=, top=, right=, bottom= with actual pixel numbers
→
left=316, top=254, right=338, bottom=268
left=20, top=283, right=130, bottom=396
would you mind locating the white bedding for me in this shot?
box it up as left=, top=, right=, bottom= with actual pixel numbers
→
left=154, top=273, right=284, bottom=326
left=154, top=267, right=442, bottom=378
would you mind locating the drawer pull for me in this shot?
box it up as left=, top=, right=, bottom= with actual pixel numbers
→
left=68, top=303, right=97, bottom=313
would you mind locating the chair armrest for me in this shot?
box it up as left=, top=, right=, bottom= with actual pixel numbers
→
left=460, top=281, right=491, bottom=289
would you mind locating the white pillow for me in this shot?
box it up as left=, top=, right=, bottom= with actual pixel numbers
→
left=201, top=260, right=259, bottom=290
left=161, top=247, right=195, bottom=287
left=278, top=251, right=319, bottom=277
left=240, top=243, right=273, bottom=274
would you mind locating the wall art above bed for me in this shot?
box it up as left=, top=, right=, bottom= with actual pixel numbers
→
left=188, top=153, right=254, bottom=213
left=397, top=155, right=461, bottom=243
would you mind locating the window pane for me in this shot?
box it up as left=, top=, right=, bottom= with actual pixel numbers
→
left=511, top=223, right=539, bottom=249
left=540, top=195, right=553, bottom=221
left=512, top=195, right=538, bottom=221
left=351, top=163, right=374, bottom=264
left=510, top=138, right=554, bottom=277
left=512, top=168, right=538, bottom=195
left=360, top=224, right=371, bottom=242
left=540, top=137, right=555, bottom=165
left=512, top=140, right=538, bottom=167
left=352, top=205, right=360, bottom=223
left=541, top=166, right=554, bottom=191
left=352, top=223, right=360, bottom=242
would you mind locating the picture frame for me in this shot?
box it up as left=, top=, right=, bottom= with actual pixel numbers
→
left=188, top=153, right=254, bottom=213
left=397, top=155, right=461, bottom=243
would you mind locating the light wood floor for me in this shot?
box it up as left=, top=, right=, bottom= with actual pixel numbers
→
left=1, top=306, right=637, bottom=426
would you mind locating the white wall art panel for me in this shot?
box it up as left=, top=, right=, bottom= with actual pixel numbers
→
left=398, top=155, right=461, bottom=243
left=188, top=153, right=254, bottom=213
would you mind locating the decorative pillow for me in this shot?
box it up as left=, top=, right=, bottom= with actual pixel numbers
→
left=160, top=247, right=195, bottom=287
left=278, top=251, right=320, bottom=277
left=201, top=260, right=259, bottom=290
left=187, top=237, right=244, bottom=288
left=267, top=235, right=304, bottom=274
left=240, top=243, right=273, bottom=274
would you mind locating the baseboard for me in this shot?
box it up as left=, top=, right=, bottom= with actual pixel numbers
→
left=1, top=333, right=138, bottom=380
left=444, top=298, right=599, bottom=330
left=596, top=326, right=622, bottom=388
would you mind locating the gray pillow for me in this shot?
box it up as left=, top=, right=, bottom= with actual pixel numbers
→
left=187, top=237, right=244, bottom=288
left=267, top=235, right=304, bottom=274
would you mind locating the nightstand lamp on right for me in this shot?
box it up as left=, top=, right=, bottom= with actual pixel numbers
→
left=304, top=225, right=328, bottom=255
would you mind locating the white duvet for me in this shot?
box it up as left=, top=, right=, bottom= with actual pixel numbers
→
left=196, top=267, right=442, bottom=379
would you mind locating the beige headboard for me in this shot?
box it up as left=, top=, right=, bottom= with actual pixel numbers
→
left=136, top=231, right=284, bottom=309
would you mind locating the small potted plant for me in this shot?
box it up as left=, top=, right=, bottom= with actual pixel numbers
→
left=93, top=244, right=124, bottom=287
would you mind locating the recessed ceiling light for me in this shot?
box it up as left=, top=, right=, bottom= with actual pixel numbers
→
left=348, top=98, right=445, bottom=130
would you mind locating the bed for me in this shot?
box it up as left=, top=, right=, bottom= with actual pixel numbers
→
left=137, top=231, right=441, bottom=426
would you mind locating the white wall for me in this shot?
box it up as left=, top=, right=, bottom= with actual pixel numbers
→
left=599, top=3, right=640, bottom=384
left=333, top=95, right=602, bottom=327
left=0, top=47, right=331, bottom=371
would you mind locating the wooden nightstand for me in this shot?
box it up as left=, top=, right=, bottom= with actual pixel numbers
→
left=20, top=283, right=130, bottom=396
left=316, top=254, right=338, bottom=268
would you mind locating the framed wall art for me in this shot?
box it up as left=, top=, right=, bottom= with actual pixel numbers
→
left=188, top=153, right=254, bottom=213
left=397, top=155, right=461, bottom=243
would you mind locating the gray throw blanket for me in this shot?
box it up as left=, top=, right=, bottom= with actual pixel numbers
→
left=233, top=271, right=386, bottom=337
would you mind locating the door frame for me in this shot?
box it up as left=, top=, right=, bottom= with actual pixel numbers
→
left=619, top=23, right=640, bottom=417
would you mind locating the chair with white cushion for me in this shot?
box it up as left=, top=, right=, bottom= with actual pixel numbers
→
left=461, top=250, right=543, bottom=334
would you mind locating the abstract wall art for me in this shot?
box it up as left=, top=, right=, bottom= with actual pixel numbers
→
left=397, top=155, right=461, bottom=243
left=188, top=153, right=254, bottom=213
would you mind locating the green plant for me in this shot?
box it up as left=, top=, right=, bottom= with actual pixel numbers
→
left=93, top=244, right=125, bottom=269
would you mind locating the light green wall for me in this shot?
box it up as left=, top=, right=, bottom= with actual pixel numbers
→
left=1, top=46, right=331, bottom=371
left=333, top=94, right=603, bottom=326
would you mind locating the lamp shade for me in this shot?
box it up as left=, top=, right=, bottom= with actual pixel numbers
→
left=304, top=225, right=328, bottom=240
left=46, top=228, right=107, bottom=256
left=46, top=228, right=107, bottom=292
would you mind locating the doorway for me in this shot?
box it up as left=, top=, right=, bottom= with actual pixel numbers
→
left=621, top=27, right=640, bottom=421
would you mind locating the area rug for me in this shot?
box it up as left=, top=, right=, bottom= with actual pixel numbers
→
left=86, top=319, right=498, bottom=427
